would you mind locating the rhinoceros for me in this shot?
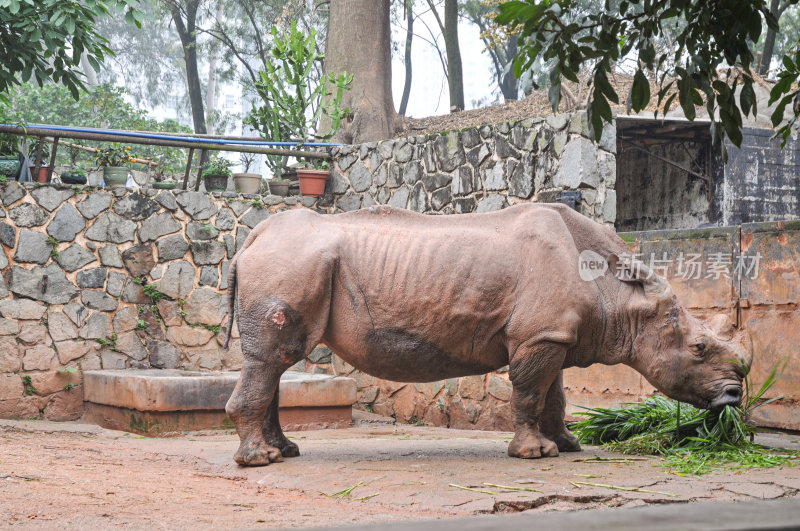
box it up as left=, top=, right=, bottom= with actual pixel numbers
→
left=222, top=203, right=750, bottom=466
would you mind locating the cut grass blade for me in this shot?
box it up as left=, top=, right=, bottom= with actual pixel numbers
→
left=571, top=481, right=679, bottom=498
left=570, top=361, right=800, bottom=475
left=449, top=483, right=497, bottom=495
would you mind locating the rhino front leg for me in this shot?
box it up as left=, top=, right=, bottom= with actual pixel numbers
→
left=507, top=341, right=566, bottom=459
left=226, top=359, right=284, bottom=466
left=539, top=371, right=581, bottom=452
left=262, top=386, right=299, bottom=457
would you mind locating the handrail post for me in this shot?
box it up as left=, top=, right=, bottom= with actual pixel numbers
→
left=194, top=149, right=206, bottom=191
left=32, top=135, right=44, bottom=182
left=182, top=147, right=195, bottom=190
left=47, top=137, right=59, bottom=182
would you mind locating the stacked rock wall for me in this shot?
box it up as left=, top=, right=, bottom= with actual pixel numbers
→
left=0, top=111, right=618, bottom=429
left=320, top=111, right=617, bottom=224
left=0, top=182, right=307, bottom=420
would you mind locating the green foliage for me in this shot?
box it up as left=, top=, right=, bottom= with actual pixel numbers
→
left=57, top=367, right=78, bottom=374
left=0, top=0, right=142, bottom=100
left=1, top=82, right=192, bottom=173
left=572, top=362, right=799, bottom=475
left=136, top=319, right=147, bottom=330
left=142, top=284, right=169, bottom=303
left=245, top=21, right=352, bottom=177
left=96, top=333, right=118, bottom=349
left=22, top=375, right=36, bottom=395
left=64, top=383, right=78, bottom=391
left=95, top=143, right=134, bottom=167
left=496, top=0, right=795, bottom=156
left=202, top=156, right=233, bottom=178
left=46, top=236, right=59, bottom=258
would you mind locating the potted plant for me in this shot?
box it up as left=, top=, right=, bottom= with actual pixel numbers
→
left=60, top=167, right=87, bottom=185
left=297, top=159, right=330, bottom=197
left=233, top=152, right=263, bottom=194
left=244, top=21, right=350, bottom=194
left=0, top=133, right=21, bottom=181
left=152, top=180, right=177, bottom=190
left=268, top=178, right=291, bottom=197
left=95, top=144, right=133, bottom=187
left=202, top=156, right=232, bottom=192
left=27, top=139, right=53, bottom=183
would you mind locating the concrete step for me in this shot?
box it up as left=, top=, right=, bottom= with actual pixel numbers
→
left=82, top=369, right=356, bottom=436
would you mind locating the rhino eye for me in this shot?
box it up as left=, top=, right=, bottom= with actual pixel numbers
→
left=693, top=342, right=707, bottom=357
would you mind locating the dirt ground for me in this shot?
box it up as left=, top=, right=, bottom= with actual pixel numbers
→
left=2, top=415, right=800, bottom=530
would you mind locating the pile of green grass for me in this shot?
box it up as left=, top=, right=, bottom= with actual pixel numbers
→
left=571, top=364, right=800, bottom=475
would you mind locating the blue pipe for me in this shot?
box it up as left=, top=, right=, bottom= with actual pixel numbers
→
left=0, top=123, right=341, bottom=147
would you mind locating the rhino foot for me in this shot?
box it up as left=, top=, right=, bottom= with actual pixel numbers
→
left=553, top=431, right=582, bottom=452
left=508, top=431, right=559, bottom=459
left=276, top=439, right=300, bottom=458
left=234, top=440, right=284, bottom=466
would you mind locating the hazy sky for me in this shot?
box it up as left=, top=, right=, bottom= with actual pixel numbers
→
left=390, top=12, right=496, bottom=118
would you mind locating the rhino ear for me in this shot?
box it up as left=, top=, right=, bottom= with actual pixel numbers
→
left=607, top=252, right=671, bottom=298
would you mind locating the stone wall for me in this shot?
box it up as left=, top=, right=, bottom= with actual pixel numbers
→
left=321, top=111, right=617, bottom=225
left=0, top=112, right=619, bottom=428
left=0, top=182, right=307, bottom=420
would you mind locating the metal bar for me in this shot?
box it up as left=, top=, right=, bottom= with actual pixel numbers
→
left=0, top=125, right=329, bottom=159
left=47, top=138, right=158, bottom=166
left=33, top=136, right=44, bottom=182
left=47, top=137, right=59, bottom=181
left=618, top=137, right=711, bottom=183
left=0, top=123, right=338, bottom=147
left=194, top=149, right=206, bottom=191
left=182, top=147, right=195, bottom=191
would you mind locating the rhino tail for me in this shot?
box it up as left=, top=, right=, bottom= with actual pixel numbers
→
left=223, top=257, right=237, bottom=350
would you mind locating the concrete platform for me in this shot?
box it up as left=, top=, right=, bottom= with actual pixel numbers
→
left=82, top=369, right=356, bottom=435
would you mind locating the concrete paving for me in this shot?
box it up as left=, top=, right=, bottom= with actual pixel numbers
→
left=2, top=415, right=800, bottom=528
left=321, top=497, right=800, bottom=531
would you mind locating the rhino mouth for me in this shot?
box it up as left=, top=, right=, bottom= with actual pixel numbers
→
left=707, top=384, right=744, bottom=411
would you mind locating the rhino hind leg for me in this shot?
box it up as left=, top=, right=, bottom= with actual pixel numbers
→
left=507, top=341, right=566, bottom=459
left=540, top=371, right=582, bottom=453
left=262, top=386, right=299, bottom=458
left=226, top=298, right=311, bottom=466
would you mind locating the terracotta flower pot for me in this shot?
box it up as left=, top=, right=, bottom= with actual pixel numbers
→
left=297, top=169, right=329, bottom=197
left=33, top=166, right=52, bottom=183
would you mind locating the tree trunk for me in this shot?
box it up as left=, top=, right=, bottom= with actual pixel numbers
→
left=499, top=36, right=518, bottom=101
left=399, top=0, right=414, bottom=116
left=443, top=0, right=464, bottom=110
left=205, top=2, right=223, bottom=134
left=323, top=0, right=397, bottom=143
left=760, top=0, right=781, bottom=75
left=169, top=0, right=208, bottom=136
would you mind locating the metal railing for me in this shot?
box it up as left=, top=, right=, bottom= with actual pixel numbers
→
left=0, top=124, right=337, bottom=190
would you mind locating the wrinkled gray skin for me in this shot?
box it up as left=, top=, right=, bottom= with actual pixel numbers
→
left=223, top=204, right=751, bottom=466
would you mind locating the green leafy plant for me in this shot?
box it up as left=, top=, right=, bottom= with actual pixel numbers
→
left=97, top=333, right=118, bottom=349
left=245, top=21, right=352, bottom=179
left=572, top=362, right=799, bottom=475
left=22, top=376, right=37, bottom=396
left=0, top=175, right=8, bottom=186
left=27, top=139, right=51, bottom=162
left=95, top=144, right=134, bottom=167
left=202, top=156, right=233, bottom=178
left=136, top=319, right=147, bottom=330
left=46, top=236, right=60, bottom=259
left=64, top=383, right=78, bottom=391
left=142, top=284, right=169, bottom=304
left=495, top=0, right=787, bottom=157
left=202, top=324, right=221, bottom=334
